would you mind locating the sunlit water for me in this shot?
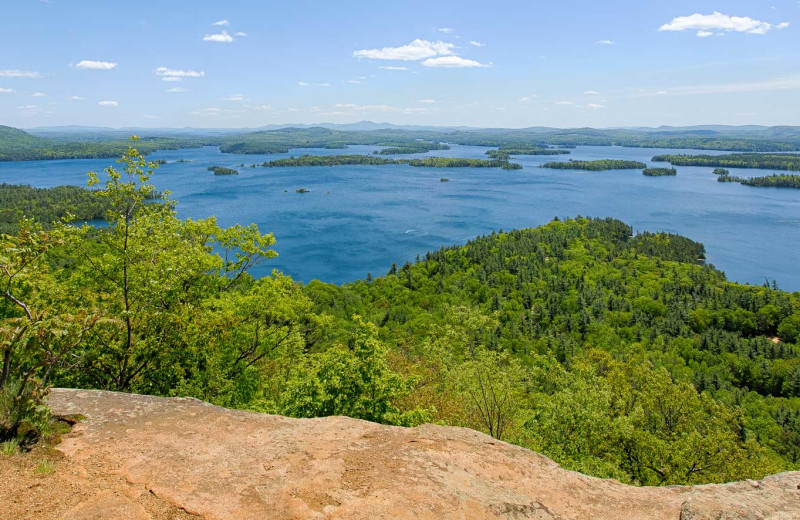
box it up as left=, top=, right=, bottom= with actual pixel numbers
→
left=1, top=144, right=798, bottom=290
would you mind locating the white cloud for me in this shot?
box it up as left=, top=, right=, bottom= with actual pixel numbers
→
left=697, top=30, right=714, bottom=37
left=583, top=90, right=600, bottom=95
left=555, top=101, right=578, bottom=106
left=155, top=67, right=205, bottom=78
left=335, top=103, right=430, bottom=114
left=650, top=75, right=800, bottom=96
left=422, top=56, right=487, bottom=68
left=190, top=107, right=222, bottom=116
left=469, top=41, right=485, bottom=47
left=142, top=114, right=162, bottom=119
left=17, top=104, right=51, bottom=115
left=212, top=19, right=230, bottom=26
left=777, top=22, right=790, bottom=29
left=31, top=92, right=46, bottom=97
left=379, top=66, right=408, bottom=70
left=418, top=99, right=437, bottom=103
left=0, top=87, right=14, bottom=93
left=0, top=70, right=40, bottom=78
left=659, top=12, right=781, bottom=36
left=595, top=40, right=615, bottom=45
left=437, top=27, right=454, bottom=34
left=518, top=94, right=539, bottom=102
left=354, top=39, right=454, bottom=61
left=247, top=104, right=273, bottom=110
left=587, top=103, right=606, bottom=109
left=220, top=93, right=245, bottom=101
left=98, top=100, right=118, bottom=107
left=298, top=81, right=329, bottom=87
left=75, top=60, right=117, bottom=70
left=68, top=95, right=85, bottom=100
left=203, top=31, right=234, bottom=43
left=234, top=31, right=247, bottom=37
left=167, top=87, right=189, bottom=92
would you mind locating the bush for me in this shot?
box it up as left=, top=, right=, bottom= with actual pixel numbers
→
left=0, top=379, right=51, bottom=446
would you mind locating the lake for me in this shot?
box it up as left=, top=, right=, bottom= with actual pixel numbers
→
left=1, top=144, right=798, bottom=290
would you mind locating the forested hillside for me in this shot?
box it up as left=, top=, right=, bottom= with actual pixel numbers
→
left=2, top=143, right=799, bottom=488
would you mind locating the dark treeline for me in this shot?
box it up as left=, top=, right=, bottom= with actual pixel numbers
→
left=486, top=147, right=570, bottom=160
left=208, top=166, right=239, bottom=175
left=653, top=153, right=800, bottom=171
left=0, top=183, right=107, bottom=234
left=262, top=154, right=522, bottom=169
left=374, top=143, right=450, bottom=154
left=541, top=159, right=647, bottom=171
left=642, top=168, right=677, bottom=176
left=718, top=174, right=800, bottom=189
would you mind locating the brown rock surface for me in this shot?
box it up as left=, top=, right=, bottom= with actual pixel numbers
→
left=4, top=388, right=799, bottom=519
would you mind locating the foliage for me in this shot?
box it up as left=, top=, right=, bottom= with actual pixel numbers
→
left=374, top=143, right=450, bottom=154
left=642, top=168, right=677, bottom=177
left=208, top=166, right=239, bottom=175
left=262, top=154, right=522, bottom=169
left=541, top=160, right=646, bottom=171
left=653, top=153, right=800, bottom=171
left=0, top=184, right=108, bottom=234
left=486, top=148, right=570, bottom=160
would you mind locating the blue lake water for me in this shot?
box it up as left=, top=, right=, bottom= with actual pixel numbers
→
left=1, top=144, right=798, bottom=290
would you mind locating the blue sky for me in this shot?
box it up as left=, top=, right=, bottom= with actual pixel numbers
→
left=1, top=0, right=799, bottom=128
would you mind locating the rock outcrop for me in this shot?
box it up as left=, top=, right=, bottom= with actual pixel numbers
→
left=4, top=389, right=799, bottom=519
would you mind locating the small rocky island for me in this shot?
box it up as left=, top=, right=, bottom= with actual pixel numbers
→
left=208, top=166, right=239, bottom=175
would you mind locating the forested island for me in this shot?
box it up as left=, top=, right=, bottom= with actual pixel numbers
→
left=374, top=143, right=450, bottom=154
left=486, top=148, right=570, bottom=160
left=208, top=166, right=239, bottom=175
left=642, top=167, right=677, bottom=177
left=3, top=143, right=800, bottom=489
left=540, top=159, right=647, bottom=171
left=653, top=153, right=800, bottom=171
left=262, top=154, right=522, bottom=169
left=718, top=173, right=800, bottom=189
left=0, top=183, right=107, bottom=234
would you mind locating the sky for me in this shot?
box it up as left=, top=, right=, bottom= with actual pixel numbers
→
left=1, top=0, right=799, bottom=129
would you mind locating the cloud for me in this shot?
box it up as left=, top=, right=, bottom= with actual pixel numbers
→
left=98, top=100, right=118, bottom=107
left=212, top=19, right=230, bottom=26
left=697, top=30, right=714, bottom=37
left=17, top=104, right=51, bottom=115
left=334, top=103, right=428, bottom=114
left=555, top=101, right=578, bottom=106
left=469, top=41, right=485, bottom=47
left=247, top=104, right=273, bottom=110
left=584, top=90, right=600, bottom=95
left=346, top=80, right=361, bottom=84
left=167, top=87, right=189, bottom=92
left=418, top=99, right=437, bottom=103
left=234, top=31, right=247, bottom=37
left=75, top=60, right=117, bottom=70
left=68, top=95, right=85, bottom=100
left=220, top=93, right=245, bottom=101
left=587, top=103, right=606, bottom=109
left=354, top=39, right=454, bottom=60
left=298, top=81, right=329, bottom=87
left=31, top=92, right=46, bottom=97
left=421, top=56, right=487, bottom=68
left=155, top=67, right=205, bottom=79
left=379, top=66, right=408, bottom=70
left=203, top=31, right=234, bottom=43
left=777, top=22, right=790, bottom=29
left=659, top=12, right=783, bottom=36
left=0, top=69, right=40, bottom=78
left=0, top=87, right=14, bottom=93
left=649, top=75, right=800, bottom=96
left=595, top=40, right=615, bottom=45
left=518, top=95, right=539, bottom=102
left=437, top=27, right=454, bottom=34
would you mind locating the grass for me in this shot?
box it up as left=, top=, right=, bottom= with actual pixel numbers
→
left=36, top=457, right=55, bottom=475
left=1, top=439, right=20, bottom=456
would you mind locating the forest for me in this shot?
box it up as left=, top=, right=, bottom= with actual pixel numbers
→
left=540, top=160, right=647, bottom=171
left=642, top=168, right=677, bottom=177
left=262, top=155, right=522, bottom=169
left=652, top=153, right=800, bottom=171
left=717, top=174, right=800, bottom=189
left=2, top=142, right=800, bottom=488
left=4, top=125, right=800, bottom=163
left=0, top=183, right=107, bottom=234
left=208, top=166, right=240, bottom=175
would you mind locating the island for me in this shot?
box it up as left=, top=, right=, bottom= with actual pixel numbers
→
left=486, top=147, right=570, bottom=160
left=642, top=167, right=677, bottom=177
left=713, top=168, right=730, bottom=175
left=208, top=166, right=239, bottom=175
left=296, top=188, right=310, bottom=193
left=540, top=159, right=647, bottom=171
left=374, top=143, right=450, bottom=155
left=652, top=153, right=800, bottom=171
left=440, top=178, right=450, bottom=182
left=717, top=173, right=800, bottom=189
left=261, top=154, right=522, bottom=170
